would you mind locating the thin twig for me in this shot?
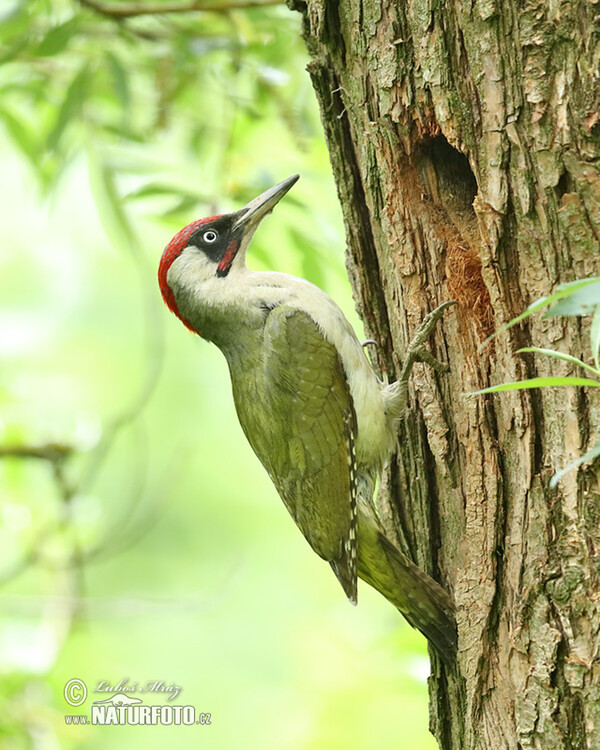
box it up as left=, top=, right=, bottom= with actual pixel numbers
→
left=79, top=0, right=283, bottom=18
left=0, top=443, right=75, bottom=500
left=0, top=443, right=73, bottom=462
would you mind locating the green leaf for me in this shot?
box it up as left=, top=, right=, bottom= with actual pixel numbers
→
left=0, top=35, right=28, bottom=65
left=105, top=51, right=130, bottom=114
left=102, top=122, right=146, bottom=143
left=550, top=437, right=600, bottom=488
left=545, top=279, right=600, bottom=317
left=125, top=183, right=174, bottom=200
left=468, top=376, right=600, bottom=396
left=0, top=3, right=30, bottom=62
left=479, top=277, right=600, bottom=350
left=47, top=65, right=90, bottom=151
left=160, top=195, right=199, bottom=218
left=290, top=228, right=326, bottom=289
left=36, top=18, right=80, bottom=57
left=517, top=347, right=600, bottom=377
left=87, top=147, right=136, bottom=254
left=0, top=109, right=38, bottom=164
left=125, top=182, right=208, bottom=202
left=592, top=305, right=600, bottom=372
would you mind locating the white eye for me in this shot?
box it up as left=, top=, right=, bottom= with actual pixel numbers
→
left=203, top=230, right=218, bottom=243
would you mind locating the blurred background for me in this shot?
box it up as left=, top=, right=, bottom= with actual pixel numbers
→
left=0, top=1, right=435, bottom=747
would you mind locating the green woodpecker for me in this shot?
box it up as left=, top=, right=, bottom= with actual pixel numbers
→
left=158, top=175, right=456, bottom=664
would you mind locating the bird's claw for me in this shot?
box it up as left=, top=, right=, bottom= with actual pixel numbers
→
left=361, top=338, right=379, bottom=350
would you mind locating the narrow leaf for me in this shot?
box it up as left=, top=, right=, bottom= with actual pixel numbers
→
left=291, top=228, right=326, bottom=289
left=47, top=65, right=90, bottom=151
left=467, top=376, right=600, bottom=396
left=591, top=305, right=600, bottom=372
left=479, top=277, right=600, bottom=350
left=125, top=183, right=208, bottom=202
left=160, top=195, right=198, bottom=218
left=545, top=280, right=600, bottom=317
left=517, top=347, right=600, bottom=376
left=550, top=438, right=600, bottom=488
left=0, top=109, right=38, bottom=164
left=0, top=36, right=28, bottom=64
left=105, top=51, right=130, bottom=113
left=36, top=18, right=80, bottom=57
left=87, top=147, right=136, bottom=254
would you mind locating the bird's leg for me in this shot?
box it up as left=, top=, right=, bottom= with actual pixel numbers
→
left=384, top=301, right=456, bottom=417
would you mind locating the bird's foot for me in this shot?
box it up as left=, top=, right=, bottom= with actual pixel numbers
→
left=383, top=301, right=455, bottom=418
left=400, top=300, right=456, bottom=383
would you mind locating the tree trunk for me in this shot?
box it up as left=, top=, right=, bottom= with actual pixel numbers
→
left=290, top=0, right=600, bottom=747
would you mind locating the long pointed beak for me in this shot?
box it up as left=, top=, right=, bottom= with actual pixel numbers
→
left=233, top=174, right=299, bottom=232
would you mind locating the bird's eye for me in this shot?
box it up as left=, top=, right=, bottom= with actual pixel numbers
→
left=203, top=230, right=218, bottom=243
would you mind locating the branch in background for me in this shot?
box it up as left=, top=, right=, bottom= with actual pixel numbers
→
left=79, top=0, right=283, bottom=18
left=0, top=442, right=73, bottom=462
left=0, top=442, right=74, bottom=500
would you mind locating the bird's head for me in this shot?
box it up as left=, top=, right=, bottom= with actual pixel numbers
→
left=158, top=174, right=299, bottom=331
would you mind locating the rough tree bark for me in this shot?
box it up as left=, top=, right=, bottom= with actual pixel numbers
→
left=289, top=0, right=600, bottom=747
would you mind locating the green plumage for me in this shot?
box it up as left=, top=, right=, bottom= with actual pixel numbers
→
left=229, top=307, right=358, bottom=601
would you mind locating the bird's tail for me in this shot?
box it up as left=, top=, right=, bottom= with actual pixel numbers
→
left=357, top=498, right=457, bottom=665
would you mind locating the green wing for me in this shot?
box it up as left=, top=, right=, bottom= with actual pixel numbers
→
left=232, top=306, right=358, bottom=602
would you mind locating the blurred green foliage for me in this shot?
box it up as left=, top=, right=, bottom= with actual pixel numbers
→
left=0, top=1, right=434, bottom=748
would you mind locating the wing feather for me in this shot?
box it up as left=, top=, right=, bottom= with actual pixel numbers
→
left=231, top=306, right=358, bottom=602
